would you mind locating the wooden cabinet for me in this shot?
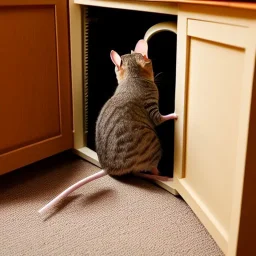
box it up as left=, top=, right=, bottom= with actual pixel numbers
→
left=0, top=0, right=73, bottom=175
left=69, top=1, right=256, bottom=255
left=4, top=0, right=255, bottom=253
left=174, top=5, right=256, bottom=255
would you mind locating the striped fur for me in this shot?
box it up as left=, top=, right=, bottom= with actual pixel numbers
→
left=96, top=53, right=164, bottom=176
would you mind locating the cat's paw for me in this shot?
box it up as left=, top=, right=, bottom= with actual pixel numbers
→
left=173, top=113, right=178, bottom=120
left=161, top=113, right=178, bottom=122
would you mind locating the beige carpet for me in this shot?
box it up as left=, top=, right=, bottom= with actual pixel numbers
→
left=0, top=151, right=223, bottom=256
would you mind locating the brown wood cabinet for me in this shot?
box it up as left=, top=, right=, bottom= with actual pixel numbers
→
left=0, top=0, right=73, bottom=175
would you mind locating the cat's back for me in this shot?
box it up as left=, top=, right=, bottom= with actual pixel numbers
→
left=96, top=90, right=151, bottom=149
left=95, top=90, right=160, bottom=175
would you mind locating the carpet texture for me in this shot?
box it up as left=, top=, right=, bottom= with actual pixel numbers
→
left=0, top=152, right=223, bottom=256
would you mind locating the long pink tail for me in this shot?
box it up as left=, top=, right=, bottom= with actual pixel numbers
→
left=38, top=170, right=107, bottom=214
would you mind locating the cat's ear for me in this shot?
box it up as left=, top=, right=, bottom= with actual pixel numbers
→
left=110, top=50, right=121, bottom=70
left=134, top=39, right=148, bottom=58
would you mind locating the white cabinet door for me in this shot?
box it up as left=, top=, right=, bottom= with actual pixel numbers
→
left=174, top=7, right=256, bottom=255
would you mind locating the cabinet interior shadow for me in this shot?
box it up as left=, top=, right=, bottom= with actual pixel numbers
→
left=85, top=7, right=177, bottom=176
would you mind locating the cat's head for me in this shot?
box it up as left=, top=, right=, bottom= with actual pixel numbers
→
left=110, top=40, right=154, bottom=83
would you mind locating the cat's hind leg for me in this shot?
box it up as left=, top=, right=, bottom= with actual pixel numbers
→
left=133, top=168, right=172, bottom=181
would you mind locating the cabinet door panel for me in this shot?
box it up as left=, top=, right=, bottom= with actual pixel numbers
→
left=186, top=38, right=244, bottom=234
left=0, top=0, right=73, bottom=174
left=174, top=16, right=255, bottom=254
left=0, top=6, right=60, bottom=153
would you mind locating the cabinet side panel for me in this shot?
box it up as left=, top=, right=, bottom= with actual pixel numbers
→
left=236, top=55, right=256, bottom=256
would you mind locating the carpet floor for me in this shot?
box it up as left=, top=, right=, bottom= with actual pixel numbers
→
left=0, top=151, right=223, bottom=256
